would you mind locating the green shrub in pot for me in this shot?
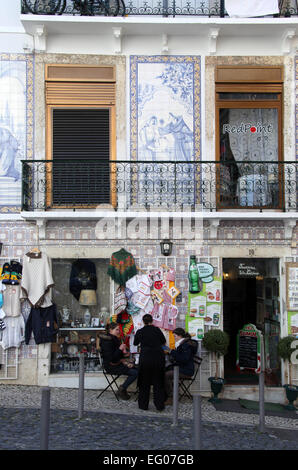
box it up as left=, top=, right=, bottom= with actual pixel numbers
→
left=202, top=329, right=229, bottom=402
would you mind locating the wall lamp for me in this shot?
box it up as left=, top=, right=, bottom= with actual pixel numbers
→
left=160, top=239, right=173, bottom=257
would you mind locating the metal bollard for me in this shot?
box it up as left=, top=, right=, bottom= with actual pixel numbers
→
left=193, top=393, right=202, bottom=450
left=40, top=387, right=51, bottom=450
left=259, top=335, right=265, bottom=432
left=78, top=353, right=85, bottom=419
left=172, top=365, right=179, bottom=426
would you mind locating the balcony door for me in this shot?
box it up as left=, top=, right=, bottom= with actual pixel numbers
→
left=45, top=64, right=116, bottom=209
left=215, top=66, right=283, bottom=210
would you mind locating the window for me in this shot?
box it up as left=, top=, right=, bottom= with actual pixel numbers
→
left=215, top=66, right=283, bottom=209
left=45, top=65, right=116, bottom=208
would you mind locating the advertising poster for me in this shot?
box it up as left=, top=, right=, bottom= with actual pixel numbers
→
left=187, top=275, right=222, bottom=329
left=185, top=316, right=205, bottom=341
left=288, top=311, right=298, bottom=335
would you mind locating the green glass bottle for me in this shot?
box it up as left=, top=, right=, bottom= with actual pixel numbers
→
left=189, top=255, right=200, bottom=293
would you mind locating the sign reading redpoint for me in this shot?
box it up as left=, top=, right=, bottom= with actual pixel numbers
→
left=223, top=122, right=273, bottom=134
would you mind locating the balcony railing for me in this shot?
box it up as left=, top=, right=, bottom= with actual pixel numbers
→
left=21, top=1, right=298, bottom=18
left=21, top=159, right=297, bottom=212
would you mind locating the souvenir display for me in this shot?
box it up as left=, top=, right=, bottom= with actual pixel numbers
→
left=0, top=261, right=25, bottom=350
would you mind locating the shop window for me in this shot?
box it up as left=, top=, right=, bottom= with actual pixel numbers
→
left=50, top=258, right=111, bottom=374
left=45, top=64, right=116, bottom=208
left=215, top=66, right=283, bottom=209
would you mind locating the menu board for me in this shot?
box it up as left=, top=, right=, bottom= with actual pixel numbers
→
left=236, top=324, right=261, bottom=373
left=286, top=263, right=298, bottom=311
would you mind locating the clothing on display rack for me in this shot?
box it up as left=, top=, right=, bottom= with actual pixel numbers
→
left=21, top=251, right=54, bottom=308
left=1, top=315, right=25, bottom=350
left=2, top=284, right=21, bottom=317
left=69, top=259, right=97, bottom=301
left=25, top=304, right=59, bottom=345
left=0, top=260, right=22, bottom=285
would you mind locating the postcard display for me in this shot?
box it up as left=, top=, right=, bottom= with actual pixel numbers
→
left=185, top=261, right=222, bottom=341
left=286, top=263, right=298, bottom=336
left=112, top=264, right=180, bottom=352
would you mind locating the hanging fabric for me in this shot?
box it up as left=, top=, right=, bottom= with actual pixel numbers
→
left=107, top=248, right=137, bottom=286
left=225, top=0, right=279, bottom=18
left=21, top=252, right=54, bottom=308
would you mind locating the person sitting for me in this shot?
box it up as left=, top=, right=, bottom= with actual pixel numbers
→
left=100, top=322, right=138, bottom=400
left=164, top=327, right=198, bottom=405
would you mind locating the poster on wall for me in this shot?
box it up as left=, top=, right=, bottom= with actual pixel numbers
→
left=286, top=263, right=298, bottom=311
left=187, top=275, right=222, bottom=329
left=185, top=316, right=205, bottom=341
left=288, top=311, right=298, bottom=336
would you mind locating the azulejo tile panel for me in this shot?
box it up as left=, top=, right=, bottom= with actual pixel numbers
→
left=0, top=54, right=34, bottom=213
left=130, top=55, right=201, bottom=162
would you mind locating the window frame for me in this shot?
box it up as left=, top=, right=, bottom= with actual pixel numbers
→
left=215, top=67, right=284, bottom=210
left=46, top=103, right=116, bottom=210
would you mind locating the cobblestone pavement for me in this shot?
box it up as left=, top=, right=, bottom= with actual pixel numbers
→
left=0, top=385, right=297, bottom=451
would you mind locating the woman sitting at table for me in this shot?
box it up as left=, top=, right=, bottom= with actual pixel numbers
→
left=164, top=327, right=198, bottom=405
left=100, top=322, right=138, bottom=400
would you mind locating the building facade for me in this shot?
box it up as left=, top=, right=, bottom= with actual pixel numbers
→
left=0, top=0, right=297, bottom=403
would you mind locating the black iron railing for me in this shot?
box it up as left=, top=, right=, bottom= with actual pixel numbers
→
left=21, top=159, right=297, bottom=211
left=20, top=1, right=298, bottom=18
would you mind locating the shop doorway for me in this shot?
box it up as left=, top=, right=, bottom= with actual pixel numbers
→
left=223, top=258, right=281, bottom=387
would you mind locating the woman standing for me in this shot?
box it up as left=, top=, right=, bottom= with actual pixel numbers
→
left=100, top=322, right=138, bottom=400
left=133, top=314, right=167, bottom=411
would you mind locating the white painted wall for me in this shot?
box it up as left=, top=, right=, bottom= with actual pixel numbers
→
left=2, top=2, right=298, bottom=56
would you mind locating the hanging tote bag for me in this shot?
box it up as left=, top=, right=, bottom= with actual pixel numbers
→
left=114, top=286, right=127, bottom=315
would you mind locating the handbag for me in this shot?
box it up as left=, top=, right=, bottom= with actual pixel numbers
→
left=114, top=286, right=127, bottom=315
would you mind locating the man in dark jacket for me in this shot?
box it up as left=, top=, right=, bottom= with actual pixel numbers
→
left=133, top=314, right=166, bottom=411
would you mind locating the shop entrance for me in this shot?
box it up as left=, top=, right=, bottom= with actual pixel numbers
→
left=223, top=258, right=281, bottom=387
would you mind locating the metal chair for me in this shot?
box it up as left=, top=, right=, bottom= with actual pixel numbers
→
left=178, top=355, right=202, bottom=401
left=96, top=353, right=121, bottom=401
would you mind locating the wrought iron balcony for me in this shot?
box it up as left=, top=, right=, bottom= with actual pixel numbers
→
left=21, top=159, right=297, bottom=212
left=21, top=1, right=298, bottom=18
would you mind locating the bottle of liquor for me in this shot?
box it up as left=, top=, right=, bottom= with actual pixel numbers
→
left=189, top=255, right=200, bottom=293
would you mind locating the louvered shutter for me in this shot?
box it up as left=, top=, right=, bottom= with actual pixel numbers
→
left=52, top=108, right=110, bottom=206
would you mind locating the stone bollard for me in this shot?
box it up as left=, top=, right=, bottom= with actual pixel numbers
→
left=40, top=387, right=51, bottom=450
left=78, top=353, right=85, bottom=419
left=172, top=365, right=179, bottom=426
left=193, top=392, right=202, bottom=450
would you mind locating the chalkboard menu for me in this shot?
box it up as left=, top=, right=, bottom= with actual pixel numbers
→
left=236, top=324, right=261, bottom=373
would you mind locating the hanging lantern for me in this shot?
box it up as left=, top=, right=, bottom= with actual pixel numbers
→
left=160, top=239, right=173, bottom=257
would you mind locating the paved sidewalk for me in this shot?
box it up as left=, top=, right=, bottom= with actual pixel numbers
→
left=0, top=385, right=297, bottom=451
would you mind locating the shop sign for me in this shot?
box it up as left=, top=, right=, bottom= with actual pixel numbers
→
left=236, top=323, right=261, bottom=373
left=237, top=262, right=263, bottom=278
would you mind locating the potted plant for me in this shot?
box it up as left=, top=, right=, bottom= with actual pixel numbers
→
left=277, top=336, right=298, bottom=410
left=202, top=329, right=229, bottom=403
